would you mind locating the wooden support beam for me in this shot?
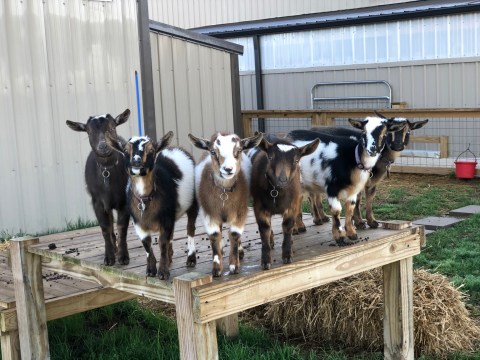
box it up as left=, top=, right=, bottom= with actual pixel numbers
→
left=9, top=237, right=50, bottom=359
left=383, top=258, right=414, bottom=360
left=173, top=272, right=216, bottom=360
left=0, top=329, right=20, bottom=360
left=216, top=313, right=239, bottom=338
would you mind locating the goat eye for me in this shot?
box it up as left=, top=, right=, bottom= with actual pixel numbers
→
left=267, top=156, right=273, bottom=161
left=210, top=150, right=216, bottom=156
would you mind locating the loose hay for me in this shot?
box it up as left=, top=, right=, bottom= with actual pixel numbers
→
left=261, top=269, right=479, bottom=358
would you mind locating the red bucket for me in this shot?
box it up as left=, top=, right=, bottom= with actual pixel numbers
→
left=454, top=146, right=477, bottom=179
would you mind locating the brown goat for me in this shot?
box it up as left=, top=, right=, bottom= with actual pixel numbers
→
left=189, top=132, right=263, bottom=277
left=249, top=137, right=319, bottom=270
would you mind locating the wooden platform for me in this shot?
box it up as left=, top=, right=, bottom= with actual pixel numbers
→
left=2, top=210, right=425, bottom=360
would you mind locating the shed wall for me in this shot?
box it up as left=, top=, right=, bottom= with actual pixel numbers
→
left=150, top=32, right=235, bottom=158
left=0, top=0, right=141, bottom=235
left=147, top=0, right=413, bottom=29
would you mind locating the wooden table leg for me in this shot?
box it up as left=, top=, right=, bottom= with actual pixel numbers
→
left=216, top=313, right=239, bottom=337
left=173, top=272, right=216, bottom=360
left=383, top=257, right=414, bottom=360
left=10, top=237, right=50, bottom=360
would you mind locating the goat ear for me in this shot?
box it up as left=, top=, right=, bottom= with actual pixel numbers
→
left=188, top=133, right=210, bottom=150
left=241, top=132, right=263, bottom=150
left=155, top=131, right=174, bottom=153
left=106, top=136, right=127, bottom=157
left=408, top=119, right=429, bottom=130
left=66, top=120, right=87, bottom=132
left=348, top=118, right=368, bottom=130
left=386, top=119, right=407, bottom=132
left=114, top=109, right=131, bottom=126
left=299, top=138, right=320, bottom=157
left=257, top=137, right=272, bottom=153
left=374, top=110, right=388, bottom=119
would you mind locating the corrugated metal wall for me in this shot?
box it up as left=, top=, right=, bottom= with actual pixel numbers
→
left=150, top=31, right=235, bottom=158
left=0, top=0, right=141, bottom=235
left=147, top=0, right=412, bottom=29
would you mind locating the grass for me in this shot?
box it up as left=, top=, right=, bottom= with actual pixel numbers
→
left=1, top=174, right=479, bottom=359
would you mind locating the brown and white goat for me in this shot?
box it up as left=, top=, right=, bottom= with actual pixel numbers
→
left=306, top=116, right=428, bottom=229
left=109, top=132, right=198, bottom=280
left=288, top=116, right=406, bottom=244
left=249, top=137, right=319, bottom=269
left=188, top=132, right=263, bottom=277
left=66, top=109, right=131, bottom=266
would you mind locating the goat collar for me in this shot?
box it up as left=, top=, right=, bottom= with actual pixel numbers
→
left=355, top=144, right=374, bottom=171
left=212, top=174, right=236, bottom=193
left=265, top=174, right=280, bottom=203
left=132, top=187, right=155, bottom=217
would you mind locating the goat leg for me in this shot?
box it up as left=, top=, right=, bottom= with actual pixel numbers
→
left=158, top=227, right=174, bottom=280
left=93, top=202, right=116, bottom=266
left=352, top=192, right=367, bottom=230
left=185, top=202, right=198, bottom=267
left=344, top=199, right=358, bottom=243
left=209, top=231, right=224, bottom=277
left=329, top=199, right=347, bottom=243
left=310, top=192, right=330, bottom=225
left=141, top=235, right=157, bottom=277
left=228, top=228, right=242, bottom=274
left=116, top=208, right=130, bottom=265
left=281, top=215, right=295, bottom=264
left=365, top=185, right=380, bottom=228
left=257, top=216, right=273, bottom=270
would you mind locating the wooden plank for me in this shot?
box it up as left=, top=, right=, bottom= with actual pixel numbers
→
left=216, top=314, right=239, bottom=338
left=439, top=136, right=449, bottom=158
left=390, top=166, right=454, bottom=176
left=173, top=273, right=217, bottom=360
left=1, top=288, right=137, bottom=333
left=383, top=258, right=414, bottom=360
left=0, top=329, right=20, bottom=360
left=193, top=229, right=422, bottom=324
left=409, top=136, right=443, bottom=144
left=9, top=237, right=50, bottom=359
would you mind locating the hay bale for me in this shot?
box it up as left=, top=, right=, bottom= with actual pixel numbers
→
left=262, top=269, right=479, bottom=358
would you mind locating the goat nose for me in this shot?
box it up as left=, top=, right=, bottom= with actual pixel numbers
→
left=224, top=166, right=233, bottom=174
left=98, top=143, right=108, bottom=151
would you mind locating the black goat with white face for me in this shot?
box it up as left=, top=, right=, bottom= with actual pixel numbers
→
left=288, top=116, right=406, bottom=243
left=302, top=115, right=428, bottom=230
left=66, top=109, right=131, bottom=266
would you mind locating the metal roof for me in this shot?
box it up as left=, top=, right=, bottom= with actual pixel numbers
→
left=193, top=0, right=480, bottom=38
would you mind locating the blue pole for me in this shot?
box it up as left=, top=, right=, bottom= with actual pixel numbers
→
left=135, top=70, right=143, bottom=135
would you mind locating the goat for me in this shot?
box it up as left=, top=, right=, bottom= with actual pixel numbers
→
left=109, top=132, right=198, bottom=280
left=288, top=116, right=406, bottom=244
left=305, top=116, right=428, bottom=229
left=188, top=132, right=262, bottom=277
left=66, top=109, right=131, bottom=266
left=249, top=137, right=319, bottom=269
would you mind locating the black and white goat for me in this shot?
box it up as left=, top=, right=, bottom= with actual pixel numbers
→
left=109, top=132, right=198, bottom=280
left=288, top=116, right=406, bottom=243
left=66, top=109, right=131, bottom=266
left=249, top=137, right=319, bottom=269
left=307, top=115, right=428, bottom=229
left=188, top=132, right=262, bottom=277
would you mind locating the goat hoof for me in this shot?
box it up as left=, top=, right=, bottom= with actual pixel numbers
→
left=313, top=219, right=324, bottom=225
left=283, top=257, right=292, bottom=264
left=368, top=221, right=380, bottom=229
left=146, top=268, right=157, bottom=277
left=117, top=255, right=130, bottom=265
left=212, top=269, right=223, bottom=277
left=104, top=257, right=115, bottom=266
left=186, top=254, right=196, bottom=267
left=229, top=264, right=239, bottom=274
left=158, top=271, right=170, bottom=280
left=355, top=222, right=367, bottom=230
left=262, top=262, right=271, bottom=270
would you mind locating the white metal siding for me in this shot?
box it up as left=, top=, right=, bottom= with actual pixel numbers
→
left=150, top=32, right=235, bottom=159
left=0, top=0, right=141, bottom=236
left=148, top=0, right=414, bottom=29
